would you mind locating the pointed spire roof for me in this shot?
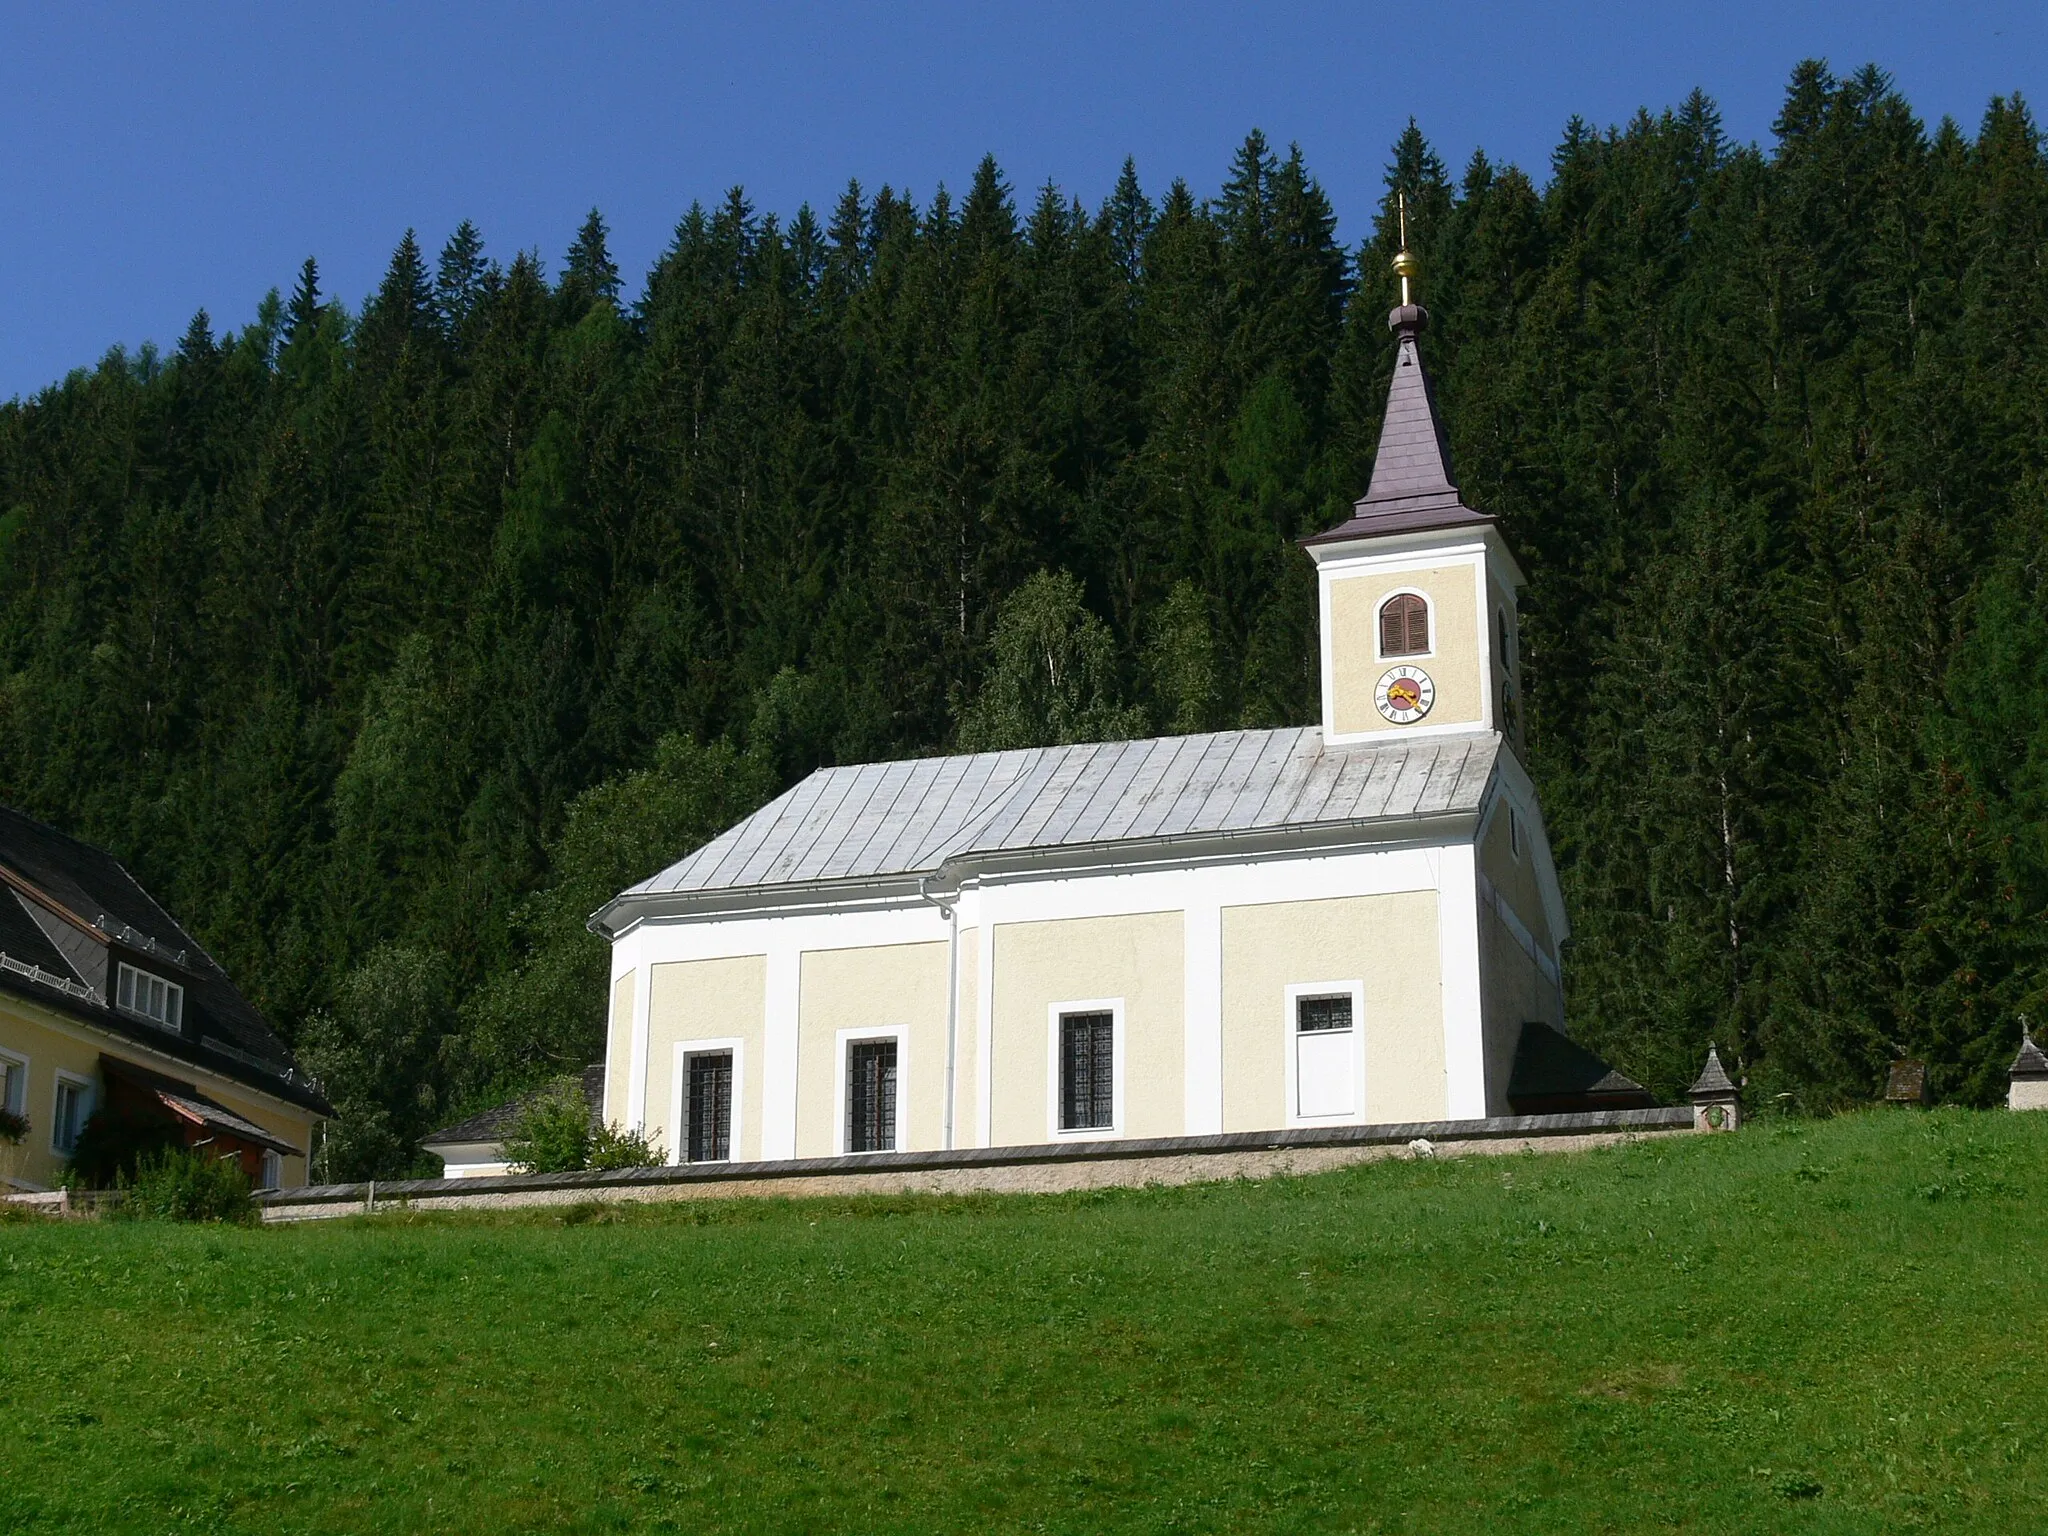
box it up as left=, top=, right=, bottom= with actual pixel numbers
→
left=2012, top=1023, right=2048, bottom=1080
left=1690, top=1045, right=1738, bottom=1099
left=1305, top=268, right=1497, bottom=548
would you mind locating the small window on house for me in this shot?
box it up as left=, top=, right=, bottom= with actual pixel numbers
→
left=52, top=1075, right=92, bottom=1155
left=1379, top=593, right=1429, bottom=657
left=0, top=1051, right=25, bottom=1118
left=1497, top=609, right=1510, bottom=669
left=1059, top=1011, right=1115, bottom=1131
left=846, top=1039, right=898, bottom=1153
left=688, top=1051, right=734, bottom=1163
left=1509, top=807, right=1523, bottom=858
left=258, top=1149, right=283, bottom=1190
left=116, top=963, right=183, bottom=1032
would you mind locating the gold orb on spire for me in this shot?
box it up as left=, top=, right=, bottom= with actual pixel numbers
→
left=1392, top=190, right=1420, bottom=307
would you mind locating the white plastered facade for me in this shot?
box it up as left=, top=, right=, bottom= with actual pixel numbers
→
left=603, top=807, right=1567, bottom=1158
left=600, top=499, right=1568, bottom=1158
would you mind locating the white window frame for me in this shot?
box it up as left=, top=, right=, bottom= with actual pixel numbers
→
left=0, top=1046, right=27, bottom=1117
left=116, top=961, right=184, bottom=1033
left=257, top=1149, right=283, bottom=1190
left=667, top=1037, right=746, bottom=1166
left=833, top=1025, right=908, bottom=1156
left=1046, top=998, right=1125, bottom=1141
left=1373, top=587, right=1437, bottom=663
left=1283, top=981, right=1367, bottom=1128
left=50, top=1069, right=94, bottom=1156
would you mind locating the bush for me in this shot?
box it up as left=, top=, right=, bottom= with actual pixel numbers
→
left=122, top=1147, right=255, bottom=1224
left=503, top=1078, right=661, bottom=1173
left=63, top=1111, right=182, bottom=1189
left=586, top=1122, right=661, bottom=1172
left=0, top=1108, right=27, bottom=1144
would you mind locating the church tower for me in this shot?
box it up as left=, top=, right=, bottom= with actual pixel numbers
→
left=1304, top=224, right=1526, bottom=756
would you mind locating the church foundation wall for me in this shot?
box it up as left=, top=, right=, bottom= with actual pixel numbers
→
left=256, top=1108, right=1696, bottom=1222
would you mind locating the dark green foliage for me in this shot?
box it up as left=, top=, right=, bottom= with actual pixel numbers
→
left=500, top=1078, right=597, bottom=1173
left=118, top=1146, right=254, bottom=1224
left=2, top=68, right=2046, bottom=1172
left=60, top=1110, right=182, bottom=1189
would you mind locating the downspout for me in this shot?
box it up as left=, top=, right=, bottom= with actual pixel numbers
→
left=919, top=877, right=960, bottom=1150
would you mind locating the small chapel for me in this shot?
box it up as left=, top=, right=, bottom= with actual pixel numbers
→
left=584, top=236, right=1593, bottom=1170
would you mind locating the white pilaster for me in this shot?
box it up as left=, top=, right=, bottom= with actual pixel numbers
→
left=977, top=910, right=997, bottom=1148
left=1183, top=901, right=1223, bottom=1135
left=760, top=938, right=803, bottom=1160
left=1436, top=841, right=1487, bottom=1120
left=627, top=941, right=654, bottom=1132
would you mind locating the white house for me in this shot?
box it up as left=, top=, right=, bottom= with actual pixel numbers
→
left=588, top=252, right=1582, bottom=1169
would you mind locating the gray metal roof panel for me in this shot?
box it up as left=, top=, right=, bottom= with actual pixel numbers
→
left=1219, top=730, right=1302, bottom=830
left=614, top=727, right=1501, bottom=906
left=819, top=758, right=922, bottom=880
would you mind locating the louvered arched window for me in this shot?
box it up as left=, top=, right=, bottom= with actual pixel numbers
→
left=1379, top=593, right=1429, bottom=657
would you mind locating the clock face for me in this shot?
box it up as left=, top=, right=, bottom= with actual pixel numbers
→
left=1375, top=665, right=1435, bottom=724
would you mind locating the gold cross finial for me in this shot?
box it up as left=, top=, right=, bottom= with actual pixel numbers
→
left=1392, top=190, right=1420, bottom=306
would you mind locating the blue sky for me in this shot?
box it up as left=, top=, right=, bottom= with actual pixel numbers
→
left=3, top=1, right=2041, bottom=400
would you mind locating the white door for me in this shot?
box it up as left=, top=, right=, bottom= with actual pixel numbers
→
left=1295, top=994, right=1357, bottom=1118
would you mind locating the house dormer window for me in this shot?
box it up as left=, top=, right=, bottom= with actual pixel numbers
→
left=1378, top=593, right=1429, bottom=657
left=116, top=962, right=183, bottom=1032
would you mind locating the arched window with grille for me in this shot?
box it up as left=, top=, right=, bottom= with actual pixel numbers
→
left=1378, top=592, right=1429, bottom=657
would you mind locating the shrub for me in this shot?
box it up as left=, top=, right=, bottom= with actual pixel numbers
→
left=586, top=1122, right=661, bottom=1172
left=503, top=1079, right=596, bottom=1173
left=0, top=1108, right=27, bottom=1144
left=504, top=1079, right=662, bottom=1173
left=122, top=1147, right=255, bottom=1224
left=63, top=1111, right=182, bottom=1189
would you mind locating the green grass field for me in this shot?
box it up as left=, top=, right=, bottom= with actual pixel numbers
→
left=4, top=1111, right=2047, bottom=1534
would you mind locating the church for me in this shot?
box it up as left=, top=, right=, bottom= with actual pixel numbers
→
left=587, top=239, right=1576, bottom=1170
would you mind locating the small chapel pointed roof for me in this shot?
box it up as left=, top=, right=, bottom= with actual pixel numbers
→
left=2011, top=1023, right=2048, bottom=1081
left=1690, top=1045, right=1738, bottom=1099
left=1304, top=213, right=1496, bottom=548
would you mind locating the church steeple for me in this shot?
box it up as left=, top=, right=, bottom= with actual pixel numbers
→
left=1302, top=211, right=1527, bottom=750
left=1307, top=202, right=1491, bottom=547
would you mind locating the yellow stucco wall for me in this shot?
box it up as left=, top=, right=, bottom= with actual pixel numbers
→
left=1478, top=905, right=1564, bottom=1114
left=988, top=911, right=1184, bottom=1147
left=603, top=969, right=636, bottom=1127
left=1479, top=804, right=1554, bottom=957
left=1328, top=562, right=1481, bottom=736
left=1486, top=568, right=1524, bottom=756
left=796, top=941, right=950, bottom=1157
left=646, top=955, right=766, bottom=1162
left=0, top=993, right=315, bottom=1190
left=1219, top=892, right=1446, bottom=1129
left=1476, top=807, right=1564, bottom=1114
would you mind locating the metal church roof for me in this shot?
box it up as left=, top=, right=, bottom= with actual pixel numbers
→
left=600, top=727, right=1501, bottom=925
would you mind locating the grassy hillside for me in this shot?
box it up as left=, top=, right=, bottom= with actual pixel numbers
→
left=4, top=1111, right=2047, bottom=1533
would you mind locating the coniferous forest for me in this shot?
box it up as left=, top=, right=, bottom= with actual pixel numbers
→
left=4, top=64, right=2046, bottom=1176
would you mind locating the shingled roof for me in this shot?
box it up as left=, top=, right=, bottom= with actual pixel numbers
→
left=1304, top=304, right=1497, bottom=547
left=0, top=803, right=328, bottom=1115
left=423, top=1064, right=605, bottom=1148
left=597, top=727, right=1501, bottom=927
